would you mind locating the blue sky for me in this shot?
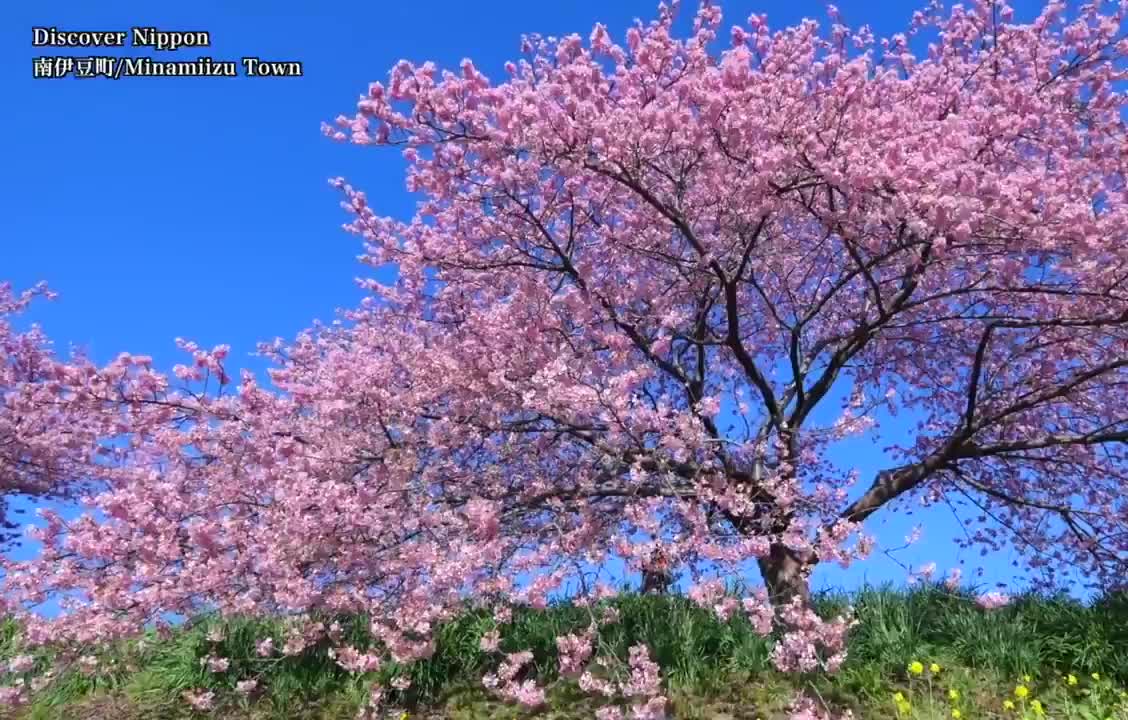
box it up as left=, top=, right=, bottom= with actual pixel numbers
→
left=2, top=0, right=1061, bottom=598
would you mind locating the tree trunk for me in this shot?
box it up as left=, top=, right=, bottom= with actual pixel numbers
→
left=641, top=567, right=672, bottom=595
left=758, top=543, right=812, bottom=607
left=641, top=547, right=673, bottom=595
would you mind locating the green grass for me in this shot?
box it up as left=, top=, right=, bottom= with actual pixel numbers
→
left=2, top=584, right=1127, bottom=719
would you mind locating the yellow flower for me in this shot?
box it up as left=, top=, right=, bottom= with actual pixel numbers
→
left=1030, top=699, right=1045, bottom=716
left=951, top=710, right=961, bottom=719
left=1003, top=699, right=1016, bottom=710
left=893, top=692, right=905, bottom=702
left=1015, top=685, right=1030, bottom=699
left=1092, top=672, right=1101, bottom=681
left=1023, top=674, right=1033, bottom=682
left=931, top=662, right=942, bottom=673
left=908, top=661, right=924, bottom=675
left=1067, top=674, right=1078, bottom=686
left=949, top=688, right=960, bottom=701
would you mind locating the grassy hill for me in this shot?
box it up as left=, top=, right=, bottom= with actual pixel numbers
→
left=3, top=585, right=1127, bottom=719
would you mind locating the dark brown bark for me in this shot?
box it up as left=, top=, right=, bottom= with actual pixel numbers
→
left=641, top=547, right=673, bottom=595
left=641, top=567, right=672, bottom=595
left=758, top=542, right=813, bottom=607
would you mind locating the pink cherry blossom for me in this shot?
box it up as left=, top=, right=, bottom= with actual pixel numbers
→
left=944, top=567, right=963, bottom=591
left=330, top=646, right=382, bottom=673
left=182, top=689, right=215, bottom=711
left=556, top=624, right=596, bottom=676
left=6, top=656, right=34, bottom=674
left=622, top=644, right=662, bottom=698
left=770, top=599, right=857, bottom=673
left=0, top=686, right=25, bottom=706
left=976, top=591, right=1013, bottom=610
left=479, top=629, right=501, bottom=653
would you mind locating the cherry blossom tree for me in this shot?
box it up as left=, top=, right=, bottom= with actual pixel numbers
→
left=310, top=0, right=1126, bottom=603
left=0, top=283, right=92, bottom=546
left=3, top=0, right=1128, bottom=713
